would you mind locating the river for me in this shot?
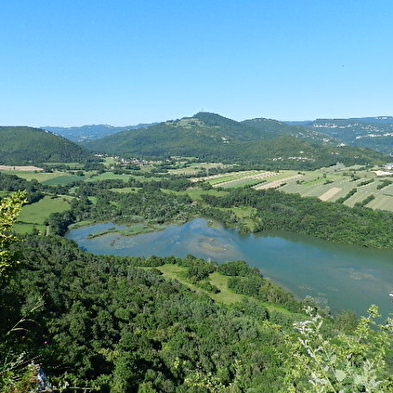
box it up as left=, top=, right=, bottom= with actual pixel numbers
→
left=66, top=218, right=393, bottom=318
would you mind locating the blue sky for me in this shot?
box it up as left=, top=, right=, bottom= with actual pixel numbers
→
left=1, top=0, right=392, bottom=126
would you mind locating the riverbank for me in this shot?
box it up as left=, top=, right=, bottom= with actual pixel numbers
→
left=66, top=218, right=393, bottom=318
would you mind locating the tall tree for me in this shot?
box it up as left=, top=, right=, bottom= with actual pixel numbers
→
left=0, top=191, right=26, bottom=282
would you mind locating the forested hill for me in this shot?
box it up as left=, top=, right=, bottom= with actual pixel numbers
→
left=82, top=112, right=387, bottom=169
left=242, top=117, right=331, bottom=143
left=286, top=116, right=393, bottom=155
left=43, top=123, right=156, bottom=142
left=0, top=126, right=90, bottom=164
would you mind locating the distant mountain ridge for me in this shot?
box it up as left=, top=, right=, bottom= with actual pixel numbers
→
left=286, top=116, right=393, bottom=155
left=242, top=117, right=332, bottom=144
left=1, top=114, right=389, bottom=168
left=43, top=123, right=156, bottom=142
left=0, top=126, right=89, bottom=165
left=81, top=112, right=386, bottom=169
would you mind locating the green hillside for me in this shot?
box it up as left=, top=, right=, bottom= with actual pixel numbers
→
left=242, top=117, right=332, bottom=143
left=287, top=117, right=393, bottom=154
left=0, top=126, right=90, bottom=164
left=82, top=112, right=387, bottom=169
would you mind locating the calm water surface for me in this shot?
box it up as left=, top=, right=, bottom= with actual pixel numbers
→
left=67, top=218, right=393, bottom=317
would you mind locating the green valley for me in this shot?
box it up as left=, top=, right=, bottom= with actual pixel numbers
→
left=82, top=112, right=387, bottom=169
left=1, top=113, right=393, bottom=392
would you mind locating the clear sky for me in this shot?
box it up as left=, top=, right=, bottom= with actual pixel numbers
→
left=1, top=0, right=393, bottom=126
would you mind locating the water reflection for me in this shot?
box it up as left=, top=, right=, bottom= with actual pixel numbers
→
left=67, top=218, right=393, bottom=318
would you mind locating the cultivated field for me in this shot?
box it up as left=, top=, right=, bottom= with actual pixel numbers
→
left=199, top=166, right=393, bottom=212
left=318, top=187, right=341, bottom=201
left=5, top=161, right=393, bottom=238
left=169, top=162, right=231, bottom=176
left=0, top=165, right=43, bottom=171
left=2, top=170, right=83, bottom=185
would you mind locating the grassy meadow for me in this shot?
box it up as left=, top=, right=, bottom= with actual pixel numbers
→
left=15, top=196, right=71, bottom=234
left=3, top=170, right=84, bottom=186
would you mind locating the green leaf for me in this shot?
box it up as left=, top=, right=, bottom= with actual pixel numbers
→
left=334, top=369, right=346, bottom=382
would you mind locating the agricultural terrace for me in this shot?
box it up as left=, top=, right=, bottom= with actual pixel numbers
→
left=0, top=165, right=43, bottom=171
left=168, top=161, right=231, bottom=176
left=5, top=161, right=393, bottom=239
left=198, top=166, right=393, bottom=212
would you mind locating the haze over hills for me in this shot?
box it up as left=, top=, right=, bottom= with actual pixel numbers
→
left=2, top=114, right=391, bottom=168
left=43, top=123, right=156, bottom=142
left=0, top=126, right=90, bottom=165
left=286, top=117, right=393, bottom=155
left=242, top=117, right=332, bottom=144
left=81, top=112, right=387, bottom=169
left=42, top=115, right=393, bottom=155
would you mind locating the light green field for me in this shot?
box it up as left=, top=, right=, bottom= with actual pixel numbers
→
left=140, top=166, right=156, bottom=173
left=264, top=171, right=299, bottom=181
left=156, top=266, right=300, bottom=317
left=17, top=196, right=71, bottom=224
left=156, top=265, right=245, bottom=305
left=5, top=171, right=86, bottom=185
left=344, top=191, right=374, bottom=207
left=207, top=171, right=257, bottom=185
left=367, top=194, right=393, bottom=211
left=286, top=173, right=393, bottom=211
left=207, top=170, right=299, bottom=188
left=186, top=188, right=228, bottom=201
left=42, top=175, right=83, bottom=185
left=207, top=272, right=246, bottom=304
left=13, top=223, right=46, bottom=235
left=103, top=157, right=116, bottom=166
left=2, top=171, right=63, bottom=182
left=13, top=196, right=71, bottom=234
left=168, top=162, right=230, bottom=176
left=87, top=172, right=130, bottom=182
left=283, top=172, right=393, bottom=210
left=380, top=183, right=393, bottom=195
left=200, top=167, right=393, bottom=212
left=218, top=178, right=266, bottom=189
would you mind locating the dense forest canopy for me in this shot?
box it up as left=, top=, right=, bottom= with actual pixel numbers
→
left=0, top=127, right=90, bottom=164
left=200, top=187, right=393, bottom=249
